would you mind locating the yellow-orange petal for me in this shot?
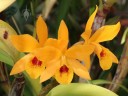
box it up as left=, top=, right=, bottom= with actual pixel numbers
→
left=110, top=50, right=118, bottom=64
left=40, top=60, right=61, bottom=83
left=10, top=34, right=39, bottom=52
left=83, top=56, right=91, bottom=70
left=81, top=5, right=98, bottom=40
left=67, top=58, right=91, bottom=80
left=36, top=15, right=48, bottom=46
left=10, top=54, right=33, bottom=75
left=58, top=20, right=69, bottom=51
left=99, top=57, right=113, bottom=70
left=44, top=38, right=59, bottom=48
left=32, top=46, right=61, bottom=63
left=65, top=44, right=94, bottom=61
left=94, top=44, right=118, bottom=70
left=25, top=57, right=45, bottom=79
left=54, top=64, right=73, bottom=84
left=90, top=22, right=121, bottom=43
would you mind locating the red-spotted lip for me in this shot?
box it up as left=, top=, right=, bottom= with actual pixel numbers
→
left=59, top=65, right=69, bottom=73
left=31, top=56, right=42, bottom=66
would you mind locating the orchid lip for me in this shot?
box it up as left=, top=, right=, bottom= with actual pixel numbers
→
left=100, top=50, right=106, bottom=57
left=31, top=56, right=42, bottom=66
left=59, top=65, right=69, bottom=73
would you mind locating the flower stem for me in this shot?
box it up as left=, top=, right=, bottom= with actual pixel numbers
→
left=9, top=74, right=25, bottom=96
left=11, top=16, right=21, bottom=35
left=108, top=37, right=128, bottom=92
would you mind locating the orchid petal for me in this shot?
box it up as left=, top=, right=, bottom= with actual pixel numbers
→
left=90, top=22, right=121, bottom=43
left=25, top=58, right=45, bottom=79
left=36, top=16, right=48, bottom=46
left=32, top=46, right=61, bottom=63
left=58, top=20, right=69, bottom=51
left=65, top=44, right=94, bottom=61
left=83, top=56, right=91, bottom=70
left=10, top=34, right=39, bottom=52
left=94, top=44, right=118, bottom=70
left=54, top=64, right=73, bottom=84
left=44, top=38, right=59, bottom=48
left=40, top=60, right=60, bottom=83
left=81, top=5, right=98, bottom=40
left=67, top=58, right=91, bottom=80
left=10, top=54, right=33, bottom=75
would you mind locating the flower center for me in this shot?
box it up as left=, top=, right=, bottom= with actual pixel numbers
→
left=31, top=56, right=42, bottom=66
left=59, top=65, right=69, bottom=73
left=3, top=31, right=8, bottom=39
left=100, top=50, right=106, bottom=57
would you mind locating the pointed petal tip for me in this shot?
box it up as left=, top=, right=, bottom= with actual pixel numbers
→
left=95, top=5, right=98, bottom=10
left=38, top=15, right=43, bottom=20
left=10, top=71, right=13, bottom=76
left=61, top=20, right=65, bottom=23
left=60, top=20, right=67, bottom=27
left=117, top=22, right=121, bottom=27
left=10, top=70, right=18, bottom=76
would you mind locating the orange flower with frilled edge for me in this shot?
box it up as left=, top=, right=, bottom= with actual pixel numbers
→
left=81, top=6, right=121, bottom=70
left=10, top=16, right=61, bottom=79
left=40, top=20, right=94, bottom=84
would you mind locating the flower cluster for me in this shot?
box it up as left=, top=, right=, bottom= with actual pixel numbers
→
left=10, top=6, right=120, bottom=84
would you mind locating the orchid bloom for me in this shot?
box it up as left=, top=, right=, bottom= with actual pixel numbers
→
left=10, top=16, right=61, bottom=79
left=81, top=6, right=121, bottom=70
left=40, top=20, right=94, bottom=84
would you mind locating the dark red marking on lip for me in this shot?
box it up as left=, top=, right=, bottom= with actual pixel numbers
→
left=100, top=50, right=106, bottom=57
left=59, top=65, right=69, bottom=73
left=32, top=56, right=42, bottom=66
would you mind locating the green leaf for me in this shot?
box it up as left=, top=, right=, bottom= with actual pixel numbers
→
left=24, top=72, right=42, bottom=96
left=121, top=27, right=128, bottom=44
left=0, top=20, right=20, bottom=63
left=0, top=48, right=13, bottom=66
left=47, top=83, right=118, bottom=96
left=90, top=79, right=128, bottom=93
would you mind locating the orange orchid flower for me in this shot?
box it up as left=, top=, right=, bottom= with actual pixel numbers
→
left=10, top=16, right=61, bottom=79
left=40, top=20, right=94, bottom=84
left=81, top=6, right=121, bottom=70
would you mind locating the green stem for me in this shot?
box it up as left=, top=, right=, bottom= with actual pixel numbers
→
left=11, top=16, right=21, bottom=35
left=30, top=1, right=36, bottom=37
